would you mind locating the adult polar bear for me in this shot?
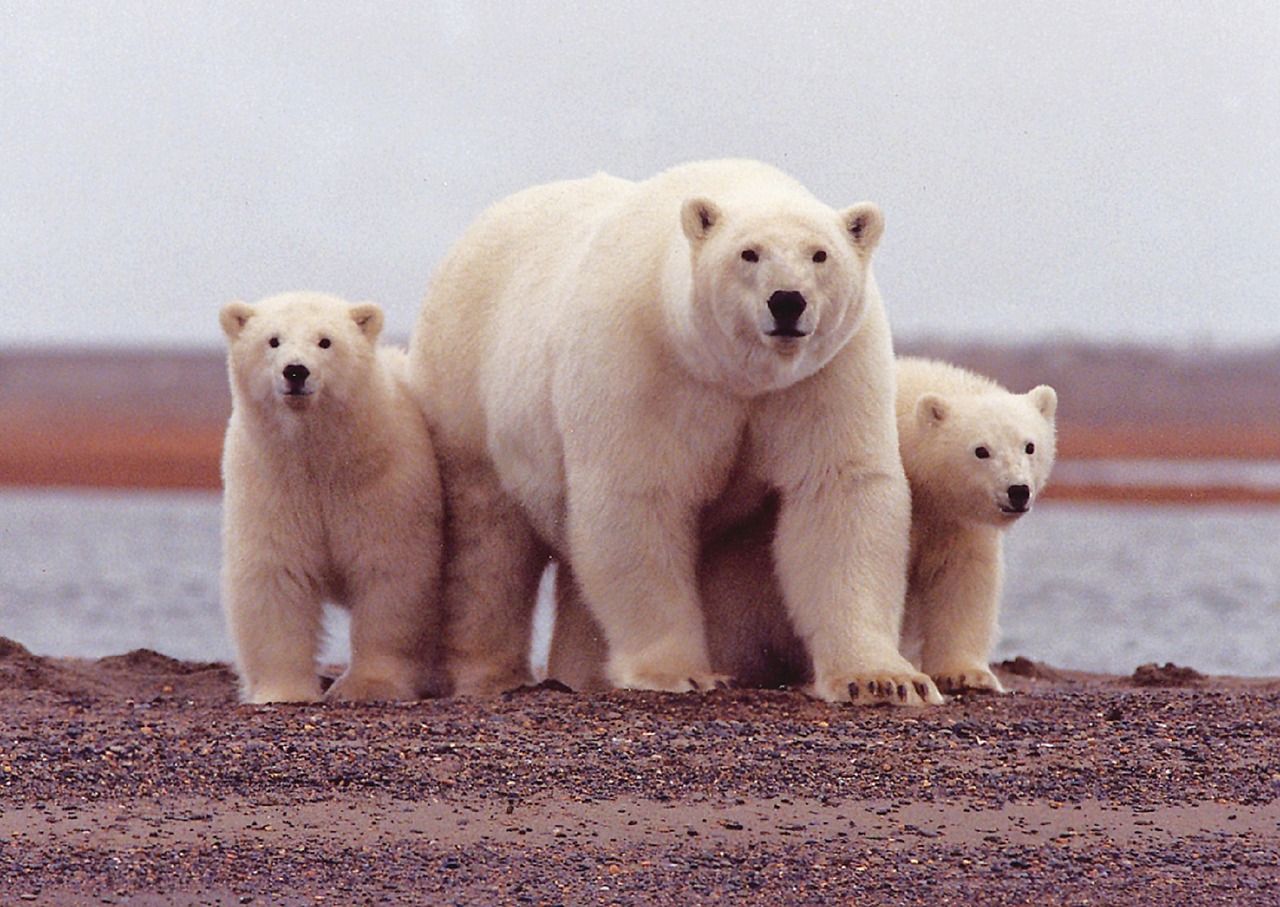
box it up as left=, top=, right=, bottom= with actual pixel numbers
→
left=410, top=159, right=941, bottom=705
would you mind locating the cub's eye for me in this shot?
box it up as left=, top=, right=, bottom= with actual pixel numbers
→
left=268, top=337, right=280, bottom=349
left=318, top=338, right=331, bottom=349
left=741, top=249, right=759, bottom=263
left=975, top=446, right=991, bottom=460
left=1025, top=442, right=1036, bottom=455
left=812, top=249, right=828, bottom=263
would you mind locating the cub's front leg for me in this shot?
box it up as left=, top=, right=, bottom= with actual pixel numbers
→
left=911, top=527, right=1006, bottom=695
left=439, top=452, right=546, bottom=696
left=223, top=557, right=325, bottom=704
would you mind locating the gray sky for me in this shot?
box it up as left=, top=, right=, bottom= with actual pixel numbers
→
left=2, top=1, right=1277, bottom=348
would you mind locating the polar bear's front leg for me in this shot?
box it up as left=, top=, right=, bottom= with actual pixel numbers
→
left=223, top=561, right=325, bottom=704
left=912, top=528, right=1006, bottom=695
left=567, top=484, right=723, bottom=693
left=439, top=455, right=546, bottom=696
left=774, top=472, right=944, bottom=706
left=545, top=564, right=611, bottom=691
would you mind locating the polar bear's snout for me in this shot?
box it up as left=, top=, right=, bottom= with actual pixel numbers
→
left=766, top=289, right=809, bottom=337
left=281, top=363, right=312, bottom=396
left=1001, top=483, right=1032, bottom=514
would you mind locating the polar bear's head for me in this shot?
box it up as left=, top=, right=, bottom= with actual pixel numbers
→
left=220, top=292, right=384, bottom=418
left=679, top=193, right=884, bottom=393
left=907, top=385, right=1058, bottom=526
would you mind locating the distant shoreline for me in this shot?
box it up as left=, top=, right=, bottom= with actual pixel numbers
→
left=4, top=342, right=1279, bottom=502
left=4, top=420, right=1280, bottom=504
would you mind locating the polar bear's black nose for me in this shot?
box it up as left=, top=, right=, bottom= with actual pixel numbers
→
left=283, top=363, right=310, bottom=388
left=767, top=290, right=807, bottom=335
left=1007, top=485, right=1031, bottom=510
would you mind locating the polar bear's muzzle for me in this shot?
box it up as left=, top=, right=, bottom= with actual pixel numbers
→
left=281, top=363, right=314, bottom=398
left=999, top=483, right=1032, bottom=515
left=765, top=290, right=809, bottom=338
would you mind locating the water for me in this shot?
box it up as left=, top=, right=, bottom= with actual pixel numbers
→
left=2, top=489, right=1278, bottom=677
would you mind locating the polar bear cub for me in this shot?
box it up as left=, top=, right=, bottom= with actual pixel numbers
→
left=410, top=158, right=941, bottom=705
left=896, top=356, right=1057, bottom=693
left=220, top=291, right=444, bottom=703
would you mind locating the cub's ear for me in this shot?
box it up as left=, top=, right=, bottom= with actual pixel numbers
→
left=219, top=301, right=254, bottom=340
left=1029, top=385, right=1058, bottom=421
left=350, top=301, right=384, bottom=341
left=681, top=197, right=722, bottom=245
left=916, top=392, right=949, bottom=426
left=840, top=202, right=884, bottom=255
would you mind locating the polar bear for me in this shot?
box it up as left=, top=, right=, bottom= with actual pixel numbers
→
left=410, top=159, right=940, bottom=705
left=895, top=356, right=1057, bottom=693
left=549, top=358, right=1057, bottom=697
left=220, top=291, right=445, bottom=704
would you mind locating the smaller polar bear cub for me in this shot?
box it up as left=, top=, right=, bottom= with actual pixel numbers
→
left=220, top=291, right=444, bottom=704
left=896, top=356, right=1057, bottom=695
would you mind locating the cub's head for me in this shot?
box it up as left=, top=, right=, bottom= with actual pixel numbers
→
left=679, top=193, right=884, bottom=394
left=220, top=292, right=383, bottom=417
left=907, top=385, right=1058, bottom=526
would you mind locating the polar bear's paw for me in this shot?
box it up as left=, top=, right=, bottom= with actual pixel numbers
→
left=931, top=666, right=1007, bottom=696
left=245, top=677, right=324, bottom=704
left=325, top=671, right=419, bottom=703
left=610, top=666, right=735, bottom=694
left=809, top=670, right=944, bottom=707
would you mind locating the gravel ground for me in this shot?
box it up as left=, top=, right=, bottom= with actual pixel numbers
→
left=1, top=639, right=1277, bottom=906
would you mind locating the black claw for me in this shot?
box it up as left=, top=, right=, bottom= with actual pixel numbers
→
left=897, top=683, right=908, bottom=701
left=688, top=677, right=700, bottom=691
left=848, top=681, right=860, bottom=700
left=914, top=681, right=928, bottom=700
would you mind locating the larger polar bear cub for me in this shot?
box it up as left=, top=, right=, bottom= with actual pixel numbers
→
left=896, top=356, right=1057, bottom=694
left=220, top=291, right=445, bottom=704
left=410, top=158, right=941, bottom=705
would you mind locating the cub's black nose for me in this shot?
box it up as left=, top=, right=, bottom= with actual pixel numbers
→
left=767, top=290, right=807, bottom=335
left=1007, top=484, right=1031, bottom=510
left=283, top=363, right=310, bottom=386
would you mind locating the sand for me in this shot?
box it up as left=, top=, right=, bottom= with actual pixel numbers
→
left=2, top=639, right=1277, bottom=905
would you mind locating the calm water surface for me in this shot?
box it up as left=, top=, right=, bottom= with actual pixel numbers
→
left=1, top=489, right=1278, bottom=677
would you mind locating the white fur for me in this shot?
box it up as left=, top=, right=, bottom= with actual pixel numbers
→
left=411, top=159, right=938, bottom=705
left=896, top=356, right=1057, bottom=694
left=220, top=291, right=444, bottom=703
left=550, top=358, right=1057, bottom=700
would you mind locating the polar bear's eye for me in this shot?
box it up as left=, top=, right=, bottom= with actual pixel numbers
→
left=741, top=249, right=759, bottom=263
left=318, top=338, right=331, bottom=349
left=268, top=337, right=280, bottom=349
left=974, top=446, right=991, bottom=460
left=1025, top=442, right=1035, bottom=455
left=812, top=250, right=828, bottom=263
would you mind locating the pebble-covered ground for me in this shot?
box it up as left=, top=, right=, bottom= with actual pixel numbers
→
left=1, top=640, right=1277, bottom=906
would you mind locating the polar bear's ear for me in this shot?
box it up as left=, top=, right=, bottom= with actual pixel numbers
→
left=350, top=302, right=384, bottom=342
left=916, top=392, right=950, bottom=426
left=219, top=301, right=254, bottom=340
left=841, top=203, right=885, bottom=255
left=1028, top=385, right=1058, bottom=421
left=681, top=197, right=722, bottom=246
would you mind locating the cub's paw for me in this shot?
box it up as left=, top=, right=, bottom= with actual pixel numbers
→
left=450, top=660, right=535, bottom=697
left=325, top=672, right=418, bottom=703
left=810, top=671, right=944, bottom=707
left=931, top=666, right=1007, bottom=696
left=245, top=678, right=324, bottom=705
left=611, top=668, right=735, bottom=694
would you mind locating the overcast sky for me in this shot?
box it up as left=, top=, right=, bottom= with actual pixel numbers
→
left=2, top=2, right=1277, bottom=348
